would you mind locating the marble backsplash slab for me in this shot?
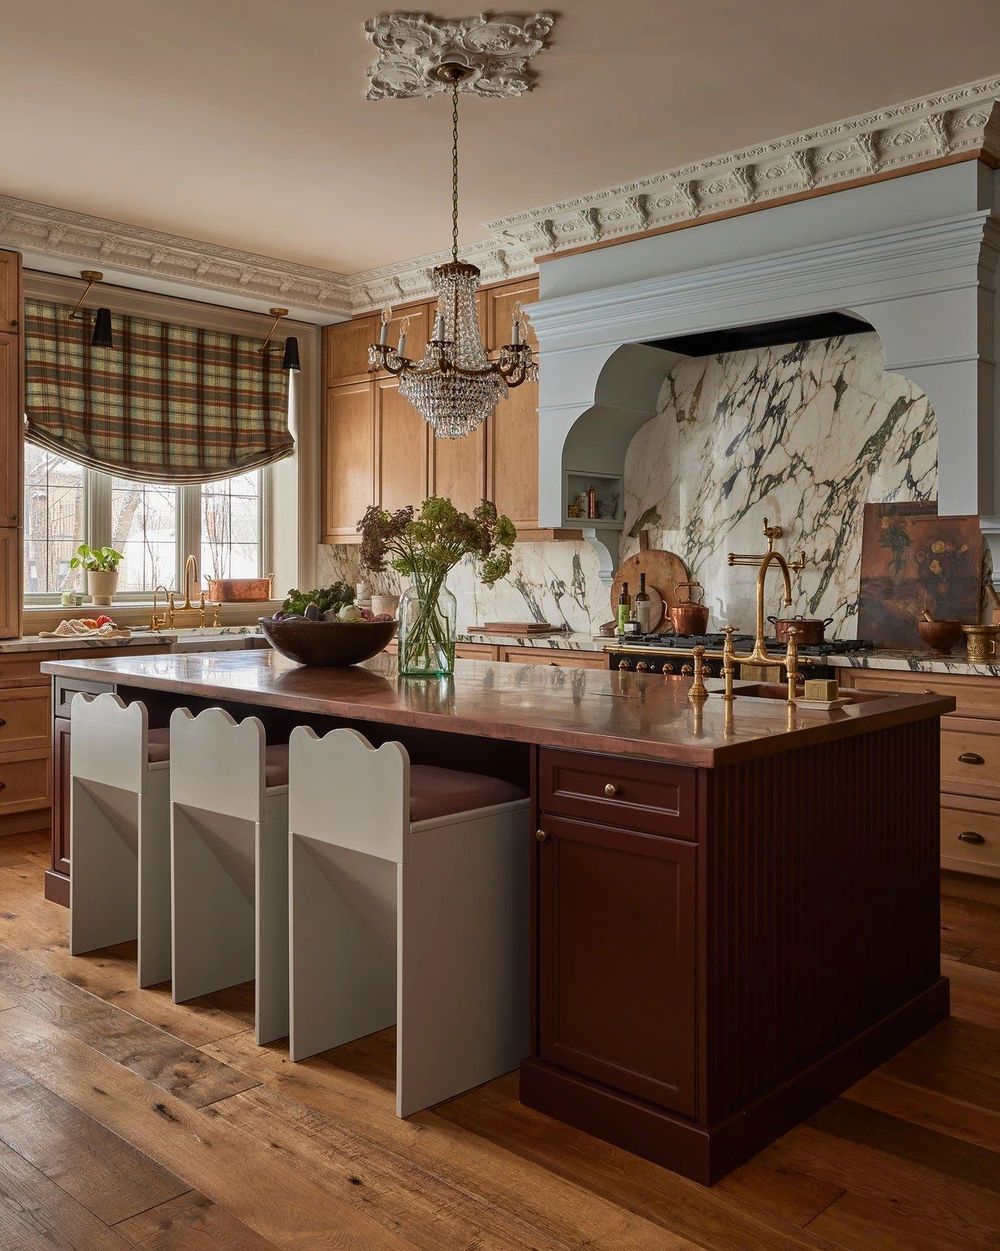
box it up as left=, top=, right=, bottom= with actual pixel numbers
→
left=317, top=331, right=937, bottom=638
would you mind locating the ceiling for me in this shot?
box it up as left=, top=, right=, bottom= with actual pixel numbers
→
left=2, top=1, right=1000, bottom=275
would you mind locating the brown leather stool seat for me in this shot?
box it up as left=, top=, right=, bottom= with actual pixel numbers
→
left=146, top=727, right=171, bottom=763
left=264, top=743, right=290, bottom=787
left=408, top=765, right=525, bottom=823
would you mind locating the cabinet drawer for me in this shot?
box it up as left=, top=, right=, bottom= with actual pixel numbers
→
left=839, top=668, right=1000, bottom=720
left=0, top=653, right=47, bottom=689
left=53, top=675, right=116, bottom=716
left=0, top=686, right=50, bottom=753
left=941, top=796, right=1000, bottom=878
left=501, top=647, right=606, bottom=670
left=540, top=747, right=697, bottom=840
left=942, top=720, right=1000, bottom=800
left=0, top=750, right=50, bottom=814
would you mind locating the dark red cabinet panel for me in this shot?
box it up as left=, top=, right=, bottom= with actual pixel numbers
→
left=537, top=813, right=697, bottom=1117
left=540, top=748, right=696, bottom=839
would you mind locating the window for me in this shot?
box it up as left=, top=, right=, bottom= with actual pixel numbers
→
left=23, top=463, right=268, bottom=602
left=23, top=445, right=85, bottom=594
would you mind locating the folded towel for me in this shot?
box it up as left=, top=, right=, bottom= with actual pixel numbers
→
left=39, top=620, right=131, bottom=640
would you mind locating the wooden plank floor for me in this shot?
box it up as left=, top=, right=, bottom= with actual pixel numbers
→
left=0, top=834, right=997, bottom=1250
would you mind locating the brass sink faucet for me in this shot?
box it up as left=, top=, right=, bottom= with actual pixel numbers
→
left=182, top=554, right=199, bottom=608
left=727, top=519, right=806, bottom=669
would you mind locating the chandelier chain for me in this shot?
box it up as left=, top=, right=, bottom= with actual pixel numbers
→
left=451, top=81, right=459, bottom=264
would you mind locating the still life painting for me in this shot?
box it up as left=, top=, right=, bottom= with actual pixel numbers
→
left=858, top=502, right=982, bottom=647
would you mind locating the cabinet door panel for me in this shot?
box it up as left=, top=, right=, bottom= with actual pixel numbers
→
left=0, top=527, right=19, bottom=640
left=431, top=420, right=487, bottom=514
left=0, top=333, right=19, bottom=526
left=377, top=378, right=428, bottom=513
left=325, top=317, right=378, bottom=384
left=52, top=718, right=71, bottom=876
left=487, top=278, right=538, bottom=353
left=538, top=814, right=697, bottom=1115
left=490, top=381, right=539, bottom=529
left=323, top=383, right=374, bottom=540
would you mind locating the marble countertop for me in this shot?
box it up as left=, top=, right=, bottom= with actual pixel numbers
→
left=457, top=630, right=606, bottom=650
left=39, top=649, right=954, bottom=768
left=828, top=649, right=1000, bottom=679
left=0, top=626, right=266, bottom=654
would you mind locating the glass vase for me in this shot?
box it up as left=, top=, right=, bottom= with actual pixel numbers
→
left=397, top=580, right=457, bottom=678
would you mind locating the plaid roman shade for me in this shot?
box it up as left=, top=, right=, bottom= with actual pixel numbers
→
left=23, top=300, right=293, bottom=484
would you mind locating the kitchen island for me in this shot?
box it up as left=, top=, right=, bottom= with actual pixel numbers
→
left=41, top=648, right=953, bottom=1184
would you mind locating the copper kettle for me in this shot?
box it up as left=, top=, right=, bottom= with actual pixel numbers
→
left=670, top=581, right=710, bottom=635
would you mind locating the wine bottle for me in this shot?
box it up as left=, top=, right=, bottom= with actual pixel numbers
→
left=617, top=581, right=631, bottom=632
left=635, top=572, right=651, bottom=634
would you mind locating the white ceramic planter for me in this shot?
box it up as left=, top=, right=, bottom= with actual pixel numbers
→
left=87, top=569, right=120, bottom=606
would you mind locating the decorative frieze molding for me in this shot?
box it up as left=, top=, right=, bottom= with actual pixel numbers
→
left=0, top=196, right=353, bottom=317
left=364, top=11, right=555, bottom=101
left=488, top=80, right=1000, bottom=261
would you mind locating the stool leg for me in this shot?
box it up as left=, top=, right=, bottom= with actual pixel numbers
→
left=397, top=808, right=529, bottom=1117
left=70, top=778, right=139, bottom=956
left=171, top=804, right=255, bottom=1003
left=289, top=835, right=397, bottom=1062
left=256, top=796, right=289, bottom=1045
left=137, top=771, right=171, bottom=988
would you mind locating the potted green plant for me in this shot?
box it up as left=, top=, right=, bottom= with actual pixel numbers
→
left=359, top=498, right=515, bottom=677
left=69, top=544, right=125, bottom=606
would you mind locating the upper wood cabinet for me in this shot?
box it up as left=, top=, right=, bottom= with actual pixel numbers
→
left=490, top=376, right=539, bottom=531
left=0, top=251, right=21, bottom=335
left=375, top=377, right=428, bottom=514
left=382, top=304, right=430, bottom=376
left=322, top=382, right=374, bottom=541
left=486, top=277, right=538, bottom=353
left=0, top=528, right=20, bottom=640
left=325, top=315, right=378, bottom=385
left=430, top=419, right=487, bottom=515
left=0, top=334, right=20, bottom=528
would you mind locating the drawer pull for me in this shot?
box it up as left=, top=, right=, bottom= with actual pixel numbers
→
left=958, top=831, right=986, bottom=845
left=958, top=752, right=985, bottom=765
left=604, top=782, right=619, bottom=798
left=0, top=781, right=4, bottom=790
left=0, top=718, right=5, bottom=727
left=535, top=828, right=548, bottom=843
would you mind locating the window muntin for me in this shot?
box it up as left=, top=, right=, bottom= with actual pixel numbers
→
left=23, top=445, right=84, bottom=595
left=201, top=471, right=262, bottom=581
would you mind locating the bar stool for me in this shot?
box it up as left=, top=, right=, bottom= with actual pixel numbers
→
left=169, top=706, right=289, bottom=1044
left=69, top=692, right=172, bottom=988
left=287, top=725, right=530, bottom=1117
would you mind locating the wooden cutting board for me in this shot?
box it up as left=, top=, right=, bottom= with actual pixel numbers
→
left=610, top=533, right=689, bottom=632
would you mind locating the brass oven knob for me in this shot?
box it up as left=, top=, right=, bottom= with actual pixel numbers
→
left=535, top=828, right=548, bottom=843
left=604, top=782, right=619, bottom=798
left=662, top=662, right=675, bottom=674
left=618, top=659, right=631, bottom=671
left=635, top=660, right=649, bottom=673
left=958, top=830, right=985, bottom=844
left=681, top=662, right=694, bottom=676
left=958, top=752, right=985, bottom=765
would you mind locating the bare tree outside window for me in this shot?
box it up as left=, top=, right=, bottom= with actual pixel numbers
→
left=23, top=445, right=84, bottom=593
left=202, top=471, right=261, bottom=580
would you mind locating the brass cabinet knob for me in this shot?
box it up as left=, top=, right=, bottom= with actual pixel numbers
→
left=618, top=659, right=631, bottom=671
left=604, top=782, right=618, bottom=798
left=958, top=830, right=985, bottom=844
left=535, top=828, right=548, bottom=843
left=958, top=752, right=985, bottom=765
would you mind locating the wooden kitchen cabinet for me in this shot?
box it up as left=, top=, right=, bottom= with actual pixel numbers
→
left=325, top=315, right=379, bottom=385
left=486, top=277, right=538, bottom=352
left=0, top=333, right=20, bottom=527
left=322, top=382, right=375, bottom=541
left=490, top=379, right=540, bottom=531
left=376, top=377, right=428, bottom=513
left=430, top=418, right=487, bottom=514
left=499, top=645, right=605, bottom=669
left=536, top=812, right=697, bottom=1116
left=0, top=528, right=19, bottom=640
left=0, top=250, right=21, bottom=334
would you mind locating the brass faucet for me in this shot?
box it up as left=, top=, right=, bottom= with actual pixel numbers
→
left=727, top=519, right=806, bottom=670
left=168, top=555, right=207, bottom=627
left=182, top=554, right=199, bottom=609
left=150, top=585, right=170, bottom=630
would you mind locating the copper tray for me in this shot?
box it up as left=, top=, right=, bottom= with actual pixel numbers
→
left=205, top=576, right=274, bottom=602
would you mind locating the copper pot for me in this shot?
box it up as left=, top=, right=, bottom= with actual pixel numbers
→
left=205, top=575, right=274, bottom=603
left=767, top=614, right=834, bottom=646
left=670, top=581, right=710, bottom=635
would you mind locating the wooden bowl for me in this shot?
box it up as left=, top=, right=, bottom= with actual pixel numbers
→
left=258, top=616, right=397, bottom=667
left=917, top=618, right=964, bottom=655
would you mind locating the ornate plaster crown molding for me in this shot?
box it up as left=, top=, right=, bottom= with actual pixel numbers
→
left=0, top=195, right=353, bottom=317
left=364, top=11, right=555, bottom=100
left=348, top=76, right=1000, bottom=311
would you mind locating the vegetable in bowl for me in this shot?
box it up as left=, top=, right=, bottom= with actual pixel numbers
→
left=279, top=582, right=355, bottom=619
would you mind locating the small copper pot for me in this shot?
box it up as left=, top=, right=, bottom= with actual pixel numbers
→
left=767, top=614, right=833, bottom=646
left=670, top=582, right=710, bottom=635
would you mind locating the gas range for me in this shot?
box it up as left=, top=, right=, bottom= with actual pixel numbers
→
left=605, top=632, right=874, bottom=679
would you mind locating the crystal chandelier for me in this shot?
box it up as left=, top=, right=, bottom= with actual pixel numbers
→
left=369, top=63, right=536, bottom=439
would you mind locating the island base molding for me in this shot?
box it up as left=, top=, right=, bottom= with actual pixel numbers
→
left=521, top=975, right=950, bottom=1185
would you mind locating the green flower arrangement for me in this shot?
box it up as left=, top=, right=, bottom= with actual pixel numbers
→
left=359, top=497, right=516, bottom=675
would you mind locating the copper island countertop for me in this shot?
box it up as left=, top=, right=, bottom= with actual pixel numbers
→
left=40, top=649, right=955, bottom=768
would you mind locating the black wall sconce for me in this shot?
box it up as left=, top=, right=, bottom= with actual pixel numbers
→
left=69, top=270, right=115, bottom=348
left=258, top=307, right=300, bottom=372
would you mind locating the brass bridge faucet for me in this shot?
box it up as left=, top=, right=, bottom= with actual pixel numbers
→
left=727, top=519, right=806, bottom=671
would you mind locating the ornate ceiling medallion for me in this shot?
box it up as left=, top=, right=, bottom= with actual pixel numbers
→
left=364, top=11, right=554, bottom=101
